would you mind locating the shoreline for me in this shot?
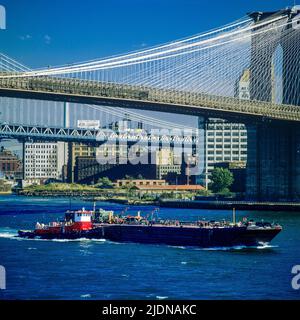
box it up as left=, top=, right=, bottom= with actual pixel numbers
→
left=4, top=192, right=300, bottom=211
left=9, top=191, right=159, bottom=206
left=0, top=191, right=12, bottom=195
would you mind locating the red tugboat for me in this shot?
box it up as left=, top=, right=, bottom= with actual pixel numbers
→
left=18, top=208, right=98, bottom=239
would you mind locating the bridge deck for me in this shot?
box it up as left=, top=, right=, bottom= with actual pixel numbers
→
left=0, top=75, right=300, bottom=122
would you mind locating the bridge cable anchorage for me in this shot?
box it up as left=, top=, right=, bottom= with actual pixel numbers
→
left=1, top=11, right=300, bottom=122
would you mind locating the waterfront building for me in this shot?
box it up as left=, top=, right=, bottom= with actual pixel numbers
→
left=134, top=184, right=205, bottom=194
left=115, top=179, right=167, bottom=188
left=0, top=147, right=22, bottom=179
left=74, top=156, right=115, bottom=183
left=115, top=178, right=205, bottom=194
left=24, top=142, right=67, bottom=181
left=202, top=119, right=247, bottom=188
left=155, top=149, right=182, bottom=181
left=69, top=143, right=148, bottom=183
left=72, top=145, right=185, bottom=184
left=68, top=143, right=96, bottom=182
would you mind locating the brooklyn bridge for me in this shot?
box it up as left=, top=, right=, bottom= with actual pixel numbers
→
left=1, top=6, right=300, bottom=200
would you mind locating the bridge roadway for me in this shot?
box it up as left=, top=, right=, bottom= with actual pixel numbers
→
left=0, top=122, right=198, bottom=145
left=0, top=75, right=300, bottom=123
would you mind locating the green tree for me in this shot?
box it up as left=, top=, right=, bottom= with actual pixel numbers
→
left=97, top=177, right=113, bottom=188
left=0, top=179, right=11, bottom=192
left=196, top=189, right=211, bottom=197
left=209, top=167, right=234, bottom=193
left=124, top=175, right=134, bottom=180
left=121, top=181, right=137, bottom=199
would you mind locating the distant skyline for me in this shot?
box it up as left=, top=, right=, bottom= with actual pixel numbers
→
left=0, top=0, right=295, bottom=68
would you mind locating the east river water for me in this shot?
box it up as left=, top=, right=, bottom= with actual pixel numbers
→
left=0, top=195, right=299, bottom=299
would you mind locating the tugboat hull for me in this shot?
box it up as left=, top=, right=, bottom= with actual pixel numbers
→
left=18, top=228, right=102, bottom=240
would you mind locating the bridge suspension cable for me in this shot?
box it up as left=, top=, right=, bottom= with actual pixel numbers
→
left=0, top=14, right=287, bottom=78
left=85, top=104, right=198, bottom=131
left=0, top=53, right=31, bottom=72
left=1, top=10, right=300, bottom=122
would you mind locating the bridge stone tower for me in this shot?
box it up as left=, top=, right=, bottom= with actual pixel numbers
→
left=246, top=6, right=300, bottom=200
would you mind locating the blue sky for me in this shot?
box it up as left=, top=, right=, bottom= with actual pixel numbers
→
left=0, top=0, right=295, bottom=68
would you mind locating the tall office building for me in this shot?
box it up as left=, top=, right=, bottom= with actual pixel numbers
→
left=197, top=68, right=250, bottom=188
left=24, top=142, right=67, bottom=181
left=202, top=119, right=247, bottom=188
left=67, top=143, right=96, bottom=182
left=237, top=69, right=250, bottom=100
left=155, top=149, right=182, bottom=181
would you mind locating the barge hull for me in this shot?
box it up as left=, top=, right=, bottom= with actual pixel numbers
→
left=100, top=225, right=281, bottom=247
left=19, top=225, right=281, bottom=247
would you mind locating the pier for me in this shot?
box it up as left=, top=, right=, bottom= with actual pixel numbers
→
left=159, top=199, right=300, bottom=211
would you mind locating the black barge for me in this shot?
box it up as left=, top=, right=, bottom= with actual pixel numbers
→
left=18, top=208, right=282, bottom=248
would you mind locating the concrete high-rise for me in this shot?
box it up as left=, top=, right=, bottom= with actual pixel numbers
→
left=201, top=119, right=247, bottom=189
left=24, top=142, right=67, bottom=181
